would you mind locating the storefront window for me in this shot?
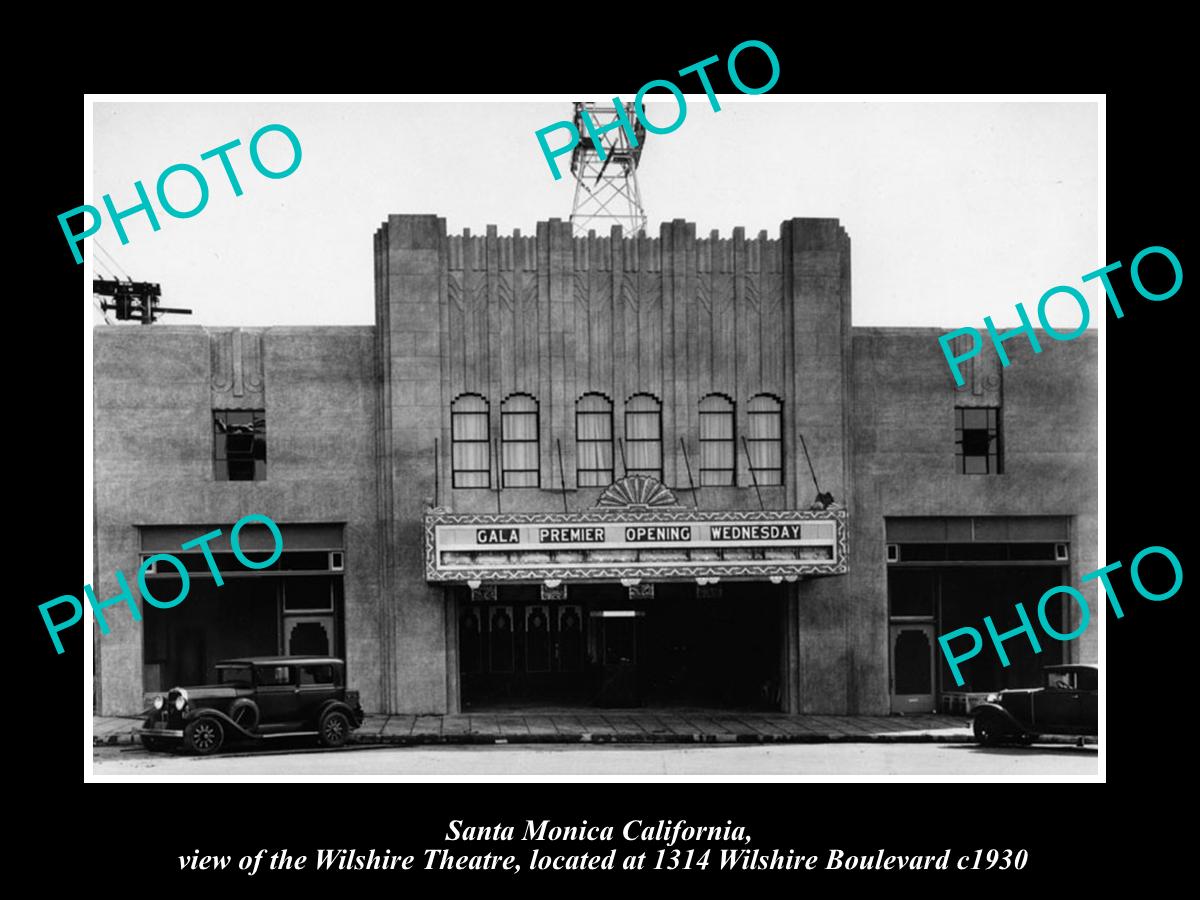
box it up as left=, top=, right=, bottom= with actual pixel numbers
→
left=283, top=577, right=334, bottom=611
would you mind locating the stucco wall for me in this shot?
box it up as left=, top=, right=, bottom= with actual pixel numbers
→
left=847, top=327, right=1099, bottom=713
left=93, top=325, right=380, bottom=715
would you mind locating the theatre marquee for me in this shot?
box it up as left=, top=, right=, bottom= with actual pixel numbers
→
left=423, top=507, right=848, bottom=584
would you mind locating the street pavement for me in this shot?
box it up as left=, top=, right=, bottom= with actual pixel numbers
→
left=94, top=710, right=977, bottom=746
left=92, top=741, right=1097, bottom=777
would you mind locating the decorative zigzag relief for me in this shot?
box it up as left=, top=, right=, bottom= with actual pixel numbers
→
left=591, top=274, right=612, bottom=308
left=574, top=271, right=588, bottom=311
left=744, top=273, right=760, bottom=313
left=470, top=270, right=487, bottom=309
left=428, top=563, right=848, bottom=582
left=642, top=272, right=662, bottom=313
left=498, top=272, right=514, bottom=313
left=621, top=272, right=638, bottom=312
left=763, top=272, right=782, bottom=314
left=696, top=273, right=712, bottom=315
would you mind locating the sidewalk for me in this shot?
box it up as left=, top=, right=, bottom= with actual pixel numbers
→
left=94, top=709, right=974, bottom=747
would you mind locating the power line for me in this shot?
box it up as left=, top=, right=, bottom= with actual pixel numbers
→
left=93, top=297, right=113, bottom=325
left=95, top=241, right=129, bottom=279
left=93, top=256, right=117, bottom=280
left=95, top=241, right=131, bottom=281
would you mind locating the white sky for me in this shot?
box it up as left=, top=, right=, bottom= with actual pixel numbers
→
left=91, top=99, right=1098, bottom=329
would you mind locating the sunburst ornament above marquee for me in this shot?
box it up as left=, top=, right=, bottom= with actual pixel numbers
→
left=596, top=474, right=680, bottom=509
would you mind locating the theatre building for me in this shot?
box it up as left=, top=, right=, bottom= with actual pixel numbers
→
left=92, top=214, right=1097, bottom=717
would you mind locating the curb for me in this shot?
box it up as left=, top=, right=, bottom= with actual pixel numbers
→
left=95, top=729, right=981, bottom=748
left=346, top=731, right=981, bottom=746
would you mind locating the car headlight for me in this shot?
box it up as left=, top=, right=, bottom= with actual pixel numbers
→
left=174, top=692, right=187, bottom=711
left=985, top=693, right=1001, bottom=703
left=153, top=696, right=165, bottom=710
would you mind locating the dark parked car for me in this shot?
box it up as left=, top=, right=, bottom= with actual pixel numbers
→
left=971, top=663, right=1098, bottom=746
left=136, top=657, right=365, bottom=755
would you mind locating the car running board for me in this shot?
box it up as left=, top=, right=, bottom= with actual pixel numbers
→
left=257, top=731, right=320, bottom=739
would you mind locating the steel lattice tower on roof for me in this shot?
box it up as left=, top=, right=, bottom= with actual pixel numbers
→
left=569, top=102, right=648, bottom=238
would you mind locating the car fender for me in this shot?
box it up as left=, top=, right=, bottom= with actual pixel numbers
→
left=971, top=702, right=1029, bottom=733
left=184, top=707, right=258, bottom=739
left=227, top=698, right=261, bottom=732
left=316, top=699, right=362, bottom=729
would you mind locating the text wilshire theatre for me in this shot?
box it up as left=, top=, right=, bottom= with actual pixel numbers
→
left=92, top=215, right=1097, bottom=717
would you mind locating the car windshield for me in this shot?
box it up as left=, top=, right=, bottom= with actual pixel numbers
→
left=217, top=666, right=252, bottom=686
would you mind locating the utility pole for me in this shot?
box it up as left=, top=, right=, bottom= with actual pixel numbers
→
left=93, top=279, right=192, bottom=324
left=568, top=102, right=648, bottom=238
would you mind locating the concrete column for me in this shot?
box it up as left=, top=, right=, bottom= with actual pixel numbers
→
left=782, top=218, right=856, bottom=714
left=94, top=531, right=144, bottom=715
left=377, top=214, right=450, bottom=713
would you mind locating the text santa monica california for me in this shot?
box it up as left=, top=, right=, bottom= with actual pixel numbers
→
left=447, top=819, right=748, bottom=846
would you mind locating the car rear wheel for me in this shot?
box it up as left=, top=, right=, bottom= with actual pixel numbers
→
left=973, top=710, right=1010, bottom=746
left=319, top=710, right=350, bottom=748
left=184, top=718, right=225, bottom=755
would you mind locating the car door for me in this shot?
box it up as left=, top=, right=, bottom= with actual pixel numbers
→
left=1077, top=667, right=1098, bottom=735
left=1034, top=669, right=1081, bottom=733
left=254, top=664, right=303, bottom=732
left=296, top=664, right=339, bottom=726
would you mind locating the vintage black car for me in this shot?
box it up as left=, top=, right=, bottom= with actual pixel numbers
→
left=971, top=663, right=1098, bottom=745
left=136, top=657, right=365, bottom=755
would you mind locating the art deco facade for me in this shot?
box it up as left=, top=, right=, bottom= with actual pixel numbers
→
left=92, top=215, right=1098, bottom=716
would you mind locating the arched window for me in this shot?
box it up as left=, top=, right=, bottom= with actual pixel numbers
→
left=625, top=393, right=662, bottom=480
left=699, top=393, right=736, bottom=486
left=501, top=393, right=540, bottom=487
left=451, top=394, right=490, bottom=488
left=576, top=393, right=614, bottom=487
left=746, top=394, right=783, bottom=485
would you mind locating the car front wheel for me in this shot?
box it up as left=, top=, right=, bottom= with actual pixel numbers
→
left=973, top=710, right=1011, bottom=746
left=183, top=718, right=225, bottom=755
left=140, top=735, right=168, bottom=753
left=319, top=711, right=351, bottom=748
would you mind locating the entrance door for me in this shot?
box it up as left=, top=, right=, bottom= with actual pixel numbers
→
left=890, top=624, right=935, bottom=714
left=593, top=611, right=641, bottom=707
left=282, top=615, right=335, bottom=656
